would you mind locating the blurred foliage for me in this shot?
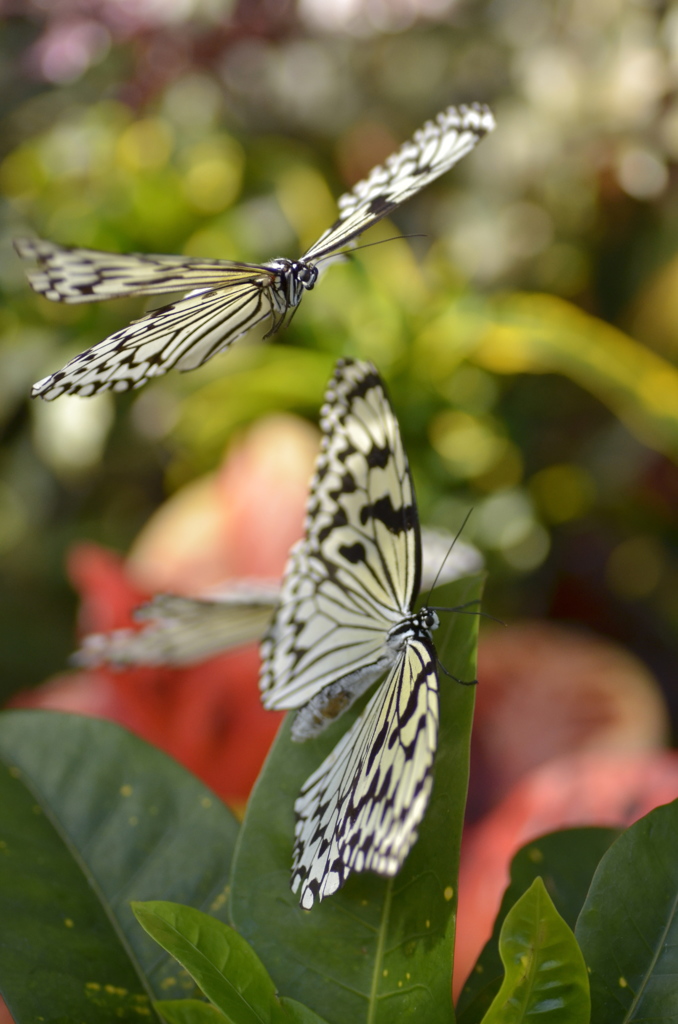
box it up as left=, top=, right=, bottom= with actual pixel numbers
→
left=2, top=0, right=678, bottom=731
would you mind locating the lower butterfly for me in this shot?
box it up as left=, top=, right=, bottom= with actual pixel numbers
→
left=16, top=102, right=494, bottom=399
left=259, top=358, right=467, bottom=909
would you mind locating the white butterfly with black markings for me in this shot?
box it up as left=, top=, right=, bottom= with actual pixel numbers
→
left=260, top=358, right=462, bottom=909
left=16, top=103, right=494, bottom=400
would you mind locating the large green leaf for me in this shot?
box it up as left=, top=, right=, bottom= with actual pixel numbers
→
left=575, top=799, right=678, bottom=1022
left=0, top=741, right=153, bottom=1024
left=135, top=901, right=328, bottom=1024
left=0, top=711, right=240, bottom=1021
left=457, top=827, right=617, bottom=1023
left=481, top=878, right=590, bottom=1024
left=229, top=575, right=483, bottom=1024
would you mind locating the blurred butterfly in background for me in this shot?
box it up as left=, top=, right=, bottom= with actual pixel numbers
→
left=71, top=532, right=483, bottom=670
left=260, top=358, right=472, bottom=909
left=16, top=103, right=495, bottom=400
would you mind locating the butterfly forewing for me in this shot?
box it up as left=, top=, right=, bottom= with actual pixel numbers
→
left=291, top=633, right=439, bottom=909
left=32, top=281, right=275, bottom=398
left=18, top=102, right=494, bottom=398
left=259, top=359, right=420, bottom=711
left=302, top=103, right=495, bottom=262
left=14, top=238, right=270, bottom=302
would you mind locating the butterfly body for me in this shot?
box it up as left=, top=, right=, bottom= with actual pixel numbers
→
left=17, top=102, right=494, bottom=398
left=289, top=606, right=439, bottom=742
left=259, top=358, right=453, bottom=908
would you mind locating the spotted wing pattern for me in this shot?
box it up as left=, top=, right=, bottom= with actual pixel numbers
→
left=302, top=102, right=495, bottom=261
left=17, top=102, right=494, bottom=398
left=259, top=358, right=420, bottom=715
left=292, top=633, right=438, bottom=909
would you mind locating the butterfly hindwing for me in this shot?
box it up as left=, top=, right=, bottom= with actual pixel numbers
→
left=31, top=280, right=276, bottom=397
left=19, top=103, right=494, bottom=398
left=292, top=632, right=439, bottom=909
left=259, top=358, right=421, bottom=713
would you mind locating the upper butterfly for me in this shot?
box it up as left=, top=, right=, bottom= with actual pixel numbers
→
left=260, top=358, right=450, bottom=909
left=16, top=103, right=494, bottom=400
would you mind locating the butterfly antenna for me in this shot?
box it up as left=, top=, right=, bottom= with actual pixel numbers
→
left=430, top=602, right=505, bottom=626
left=437, top=658, right=478, bottom=686
left=424, top=508, right=474, bottom=606
left=315, top=233, right=428, bottom=264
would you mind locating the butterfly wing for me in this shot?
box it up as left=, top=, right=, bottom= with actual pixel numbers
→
left=292, top=634, right=438, bottom=909
left=73, top=587, right=278, bottom=669
left=31, top=281, right=276, bottom=398
left=15, top=238, right=266, bottom=303
left=259, top=358, right=421, bottom=712
left=302, top=103, right=495, bottom=262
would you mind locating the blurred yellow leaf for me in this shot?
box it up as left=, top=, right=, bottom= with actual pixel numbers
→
left=419, top=292, right=678, bottom=461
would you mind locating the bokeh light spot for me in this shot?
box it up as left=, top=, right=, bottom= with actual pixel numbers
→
left=617, top=147, right=668, bottom=200
left=117, top=119, right=174, bottom=172
left=182, top=138, right=244, bottom=214
left=607, top=536, right=664, bottom=599
left=501, top=521, right=550, bottom=571
left=430, top=410, right=506, bottom=479
left=276, top=166, right=337, bottom=251
left=530, top=463, right=595, bottom=523
left=33, top=394, right=115, bottom=476
left=476, top=488, right=536, bottom=551
left=441, top=364, right=498, bottom=415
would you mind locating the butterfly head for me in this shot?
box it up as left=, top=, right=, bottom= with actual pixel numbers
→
left=289, top=260, right=318, bottom=291
left=387, top=608, right=439, bottom=652
left=417, top=607, right=440, bottom=635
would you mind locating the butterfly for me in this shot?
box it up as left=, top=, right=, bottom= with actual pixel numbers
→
left=71, top=531, right=482, bottom=670
left=16, top=103, right=495, bottom=400
left=260, top=358, right=450, bottom=909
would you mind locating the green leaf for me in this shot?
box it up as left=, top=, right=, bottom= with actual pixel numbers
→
left=155, top=998, right=329, bottom=1024
left=480, top=877, right=590, bottom=1024
left=137, top=904, right=329, bottom=1024
left=229, top=575, right=483, bottom=1024
left=134, top=901, right=277, bottom=1024
left=0, top=743, right=154, bottom=1024
left=457, top=828, right=617, bottom=1023
left=276, top=997, right=330, bottom=1024
left=156, top=999, right=232, bottom=1024
left=575, top=799, right=678, bottom=1022
left=0, top=711, right=240, bottom=1021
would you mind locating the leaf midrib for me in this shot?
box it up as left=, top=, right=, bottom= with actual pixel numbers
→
left=622, top=888, right=678, bottom=1021
left=366, top=877, right=393, bottom=1024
